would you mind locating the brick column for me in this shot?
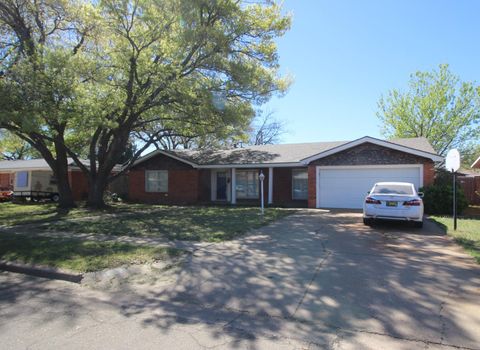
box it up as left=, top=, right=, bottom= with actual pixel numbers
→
left=231, top=168, right=236, bottom=204
left=423, top=162, right=435, bottom=187
left=308, top=165, right=316, bottom=208
left=268, top=167, right=273, bottom=204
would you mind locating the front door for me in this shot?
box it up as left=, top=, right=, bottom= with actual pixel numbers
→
left=216, top=172, right=227, bottom=200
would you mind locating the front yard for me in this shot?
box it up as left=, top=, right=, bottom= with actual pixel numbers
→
left=0, top=202, right=293, bottom=273
left=0, top=234, right=183, bottom=273
left=430, top=216, right=480, bottom=263
left=0, top=202, right=292, bottom=242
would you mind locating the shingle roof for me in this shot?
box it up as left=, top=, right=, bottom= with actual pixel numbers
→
left=0, top=158, right=51, bottom=170
left=388, top=137, right=436, bottom=154
left=0, top=158, right=93, bottom=171
left=138, top=136, right=441, bottom=167
left=163, top=140, right=349, bottom=165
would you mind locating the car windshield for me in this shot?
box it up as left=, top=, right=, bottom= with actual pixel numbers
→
left=372, top=184, right=414, bottom=195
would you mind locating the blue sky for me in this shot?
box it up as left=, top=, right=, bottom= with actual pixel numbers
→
left=266, top=0, right=480, bottom=143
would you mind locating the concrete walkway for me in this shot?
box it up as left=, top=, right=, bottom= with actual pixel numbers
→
left=1, top=210, right=479, bottom=349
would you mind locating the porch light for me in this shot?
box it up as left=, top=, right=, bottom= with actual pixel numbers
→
left=259, top=171, right=265, bottom=215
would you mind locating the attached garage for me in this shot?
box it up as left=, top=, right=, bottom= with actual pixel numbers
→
left=316, top=165, right=422, bottom=209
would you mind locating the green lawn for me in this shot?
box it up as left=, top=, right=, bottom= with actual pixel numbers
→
left=45, top=205, right=292, bottom=241
left=0, top=234, right=183, bottom=272
left=0, top=202, right=293, bottom=242
left=429, top=216, right=480, bottom=263
left=0, top=202, right=96, bottom=226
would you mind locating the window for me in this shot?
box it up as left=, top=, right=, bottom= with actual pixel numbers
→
left=372, top=184, right=414, bottom=195
left=236, top=170, right=259, bottom=199
left=292, top=169, right=308, bottom=200
left=145, top=170, right=168, bottom=192
left=16, top=171, right=29, bottom=188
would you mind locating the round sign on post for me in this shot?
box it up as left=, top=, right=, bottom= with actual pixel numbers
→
left=445, top=149, right=460, bottom=173
left=445, top=149, right=461, bottom=231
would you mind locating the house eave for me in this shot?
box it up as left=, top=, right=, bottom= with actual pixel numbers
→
left=196, top=162, right=305, bottom=169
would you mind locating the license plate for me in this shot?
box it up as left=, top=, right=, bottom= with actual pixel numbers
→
left=386, top=201, right=397, bottom=207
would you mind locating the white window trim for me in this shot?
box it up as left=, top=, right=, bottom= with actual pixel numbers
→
left=15, top=170, right=30, bottom=190
left=145, top=170, right=168, bottom=193
left=291, top=168, right=308, bottom=200
left=236, top=169, right=259, bottom=199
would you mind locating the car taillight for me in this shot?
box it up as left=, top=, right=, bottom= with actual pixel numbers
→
left=403, top=199, right=422, bottom=206
left=365, top=197, right=381, bottom=204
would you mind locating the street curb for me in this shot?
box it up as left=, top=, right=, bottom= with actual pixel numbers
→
left=0, top=261, right=83, bottom=283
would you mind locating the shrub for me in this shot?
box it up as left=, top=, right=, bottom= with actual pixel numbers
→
left=420, top=170, right=468, bottom=215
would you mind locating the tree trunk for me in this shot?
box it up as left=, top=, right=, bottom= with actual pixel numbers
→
left=52, top=151, right=76, bottom=209
left=86, top=175, right=108, bottom=209
left=56, top=171, right=75, bottom=209
left=52, top=139, right=76, bottom=209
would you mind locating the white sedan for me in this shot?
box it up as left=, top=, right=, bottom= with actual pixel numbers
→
left=363, top=182, right=424, bottom=228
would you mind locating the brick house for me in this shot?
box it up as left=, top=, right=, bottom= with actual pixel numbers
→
left=0, top=159, right=90, bottom=201
left=128, top=136, right=442, bottom=209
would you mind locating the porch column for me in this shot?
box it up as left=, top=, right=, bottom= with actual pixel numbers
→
left=268, top=167, right=273, bottom=204
left=231, top=168, right=236, bottom=204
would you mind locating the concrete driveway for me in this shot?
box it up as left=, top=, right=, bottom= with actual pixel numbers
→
left=1, top=210, right=479, bottom=349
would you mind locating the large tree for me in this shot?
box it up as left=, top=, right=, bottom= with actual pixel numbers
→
left=0, top=0, right=291, bottom=208
left=377, top=64, right=480, bottom=157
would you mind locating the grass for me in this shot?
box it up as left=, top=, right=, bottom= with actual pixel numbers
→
left=0, top=202, right=94, bottom=226
left=429, top=216, right=480, bottom=263
left=45, top=205, right=292, bottom=242
left=0, top=202, right=293, bottom=242
left=0, top=234, right=183, bottom=273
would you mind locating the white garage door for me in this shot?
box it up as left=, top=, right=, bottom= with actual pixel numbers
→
left=317, top=166, right=422, bottom=209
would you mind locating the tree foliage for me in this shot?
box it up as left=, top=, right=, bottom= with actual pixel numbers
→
left=420, top=170, right=468, bottom=215
left=0, top=0, right=291, bottom=208
left=0, top=130, right=39, bottom=160
left=377, top=64, right=480, bottom=156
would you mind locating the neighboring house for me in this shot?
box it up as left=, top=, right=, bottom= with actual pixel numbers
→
left=128, top=136, right=442, bottom=209
left=0, top=158, right=90, bottom=200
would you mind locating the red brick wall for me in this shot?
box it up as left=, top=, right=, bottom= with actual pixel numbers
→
left=271, top=167, right=308, bottom=207
left=198, top=169, right=211, bottom=202
left=128, top=169, right=199, bottom=204
left=69, top=170, right=89, bottom=201
left=128, top=153, right=200, bottom=204
left=307, top=165, right=316, bottom=208
left=0, top=173, right=13, bottom=190
left=423, top=162, right=435, bottom=187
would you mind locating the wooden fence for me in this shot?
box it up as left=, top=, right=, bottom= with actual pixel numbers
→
left=458, top=176, right=480, bottom=205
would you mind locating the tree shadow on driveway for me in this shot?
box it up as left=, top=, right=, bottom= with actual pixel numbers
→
left=1, top=210, right=479, bottom=349
left=108, top=210, right=480, bottom=348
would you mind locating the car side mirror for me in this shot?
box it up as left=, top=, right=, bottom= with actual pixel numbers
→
left=417, top=192, right=424, bottom=198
